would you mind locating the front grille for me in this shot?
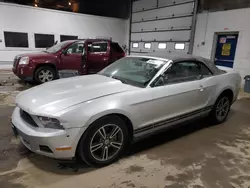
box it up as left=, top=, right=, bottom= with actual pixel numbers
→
left=20, top=109, right=38, bottom=127
left=13, top=57, right=20, bottom=68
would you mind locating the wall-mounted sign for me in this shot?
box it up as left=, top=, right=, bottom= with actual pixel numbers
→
left=221, top=43, right=231, bottom=56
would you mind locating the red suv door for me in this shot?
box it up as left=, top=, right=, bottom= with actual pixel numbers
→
left=86, top=41, right=110, bottom=74
left=59, top=42, right=85, bottom=72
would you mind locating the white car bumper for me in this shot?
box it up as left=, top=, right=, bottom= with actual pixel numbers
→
left=11, top=107, right=85, bottom=159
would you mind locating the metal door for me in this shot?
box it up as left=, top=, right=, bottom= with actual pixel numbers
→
left=214, top=34, right=238, bottom=68
left=129, top=0, right=198, bottom=55
left=87, top=41, right=110, bottom=74
left=150, top=80, right=202, bottom=131
left=60, top=42, right=84, bottom=71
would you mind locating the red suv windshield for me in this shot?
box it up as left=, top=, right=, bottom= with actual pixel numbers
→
left=45, top=41, right=75, bottom=53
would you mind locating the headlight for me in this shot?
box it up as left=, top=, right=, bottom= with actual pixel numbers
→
left=38, top=116, right=64, bottom=129
left=19, top=57, right=29, bottom=65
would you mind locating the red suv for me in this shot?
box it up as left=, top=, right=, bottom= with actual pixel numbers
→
left=12, top=39, right=125, bottom=83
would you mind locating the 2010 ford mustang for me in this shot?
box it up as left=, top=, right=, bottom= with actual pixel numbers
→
left=12, top=54, right=241, bottom=166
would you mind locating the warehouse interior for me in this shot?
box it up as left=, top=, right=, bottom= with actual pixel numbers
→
left=0, top=0, right=250, bottom=82
left=0, top=0, right=250, bottom=188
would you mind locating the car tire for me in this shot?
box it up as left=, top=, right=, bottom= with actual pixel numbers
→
left=77, top=115, right=129, bottom=167
left=209, top=94, right=231, bottom=124
left=34, top=66, right=56, bottom=84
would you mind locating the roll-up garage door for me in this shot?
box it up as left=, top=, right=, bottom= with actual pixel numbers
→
left=129, top=0, right=198, bottom=55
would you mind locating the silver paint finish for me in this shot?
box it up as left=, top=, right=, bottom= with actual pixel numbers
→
left=12, top=55, right=241, bottom=160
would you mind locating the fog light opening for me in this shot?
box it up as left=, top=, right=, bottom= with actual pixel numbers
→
left=39, top=145, right=53, bottom=153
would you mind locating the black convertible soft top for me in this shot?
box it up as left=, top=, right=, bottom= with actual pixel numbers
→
left=132, top=53, right=223, bottom=75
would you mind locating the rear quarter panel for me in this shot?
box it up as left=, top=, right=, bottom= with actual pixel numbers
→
left=210, top=70, right=241, bottom=105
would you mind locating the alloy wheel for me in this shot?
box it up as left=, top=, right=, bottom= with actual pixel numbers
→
left=38, top=70, right=54, bottom=83
left=216, top=97, right=230, bottom=121
left=90, top=124, right=124, bottom=162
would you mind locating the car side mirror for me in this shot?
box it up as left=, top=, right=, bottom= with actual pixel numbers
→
left=62, top=50, right=67, bottom=56
left=153, top=74, right=165, bottom=87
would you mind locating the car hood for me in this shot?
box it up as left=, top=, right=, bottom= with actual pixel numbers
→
left=18, top=51, right=54, bottom=58
left=16, top=75, right=137, bottom=115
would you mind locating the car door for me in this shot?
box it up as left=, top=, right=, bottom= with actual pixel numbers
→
left=149, top=61, right=211, bottom=130
left=197, top=62, right=218, bottom=109
left=87, top=41, right=110, bottom=74
left=60, top=42, right=85, bottom=71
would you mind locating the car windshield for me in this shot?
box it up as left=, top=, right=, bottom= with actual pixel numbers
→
left=45, top=41, right=74, bottom=53
left=99, top=57, right=167, bottom=88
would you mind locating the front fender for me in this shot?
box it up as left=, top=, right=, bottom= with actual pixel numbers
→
left=85, top=109, right=133, bottom=128
left=31, top=56, right=58, bottom=66
left=56, top=95, right=133, bottom=128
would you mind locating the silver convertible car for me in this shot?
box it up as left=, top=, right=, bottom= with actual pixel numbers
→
left=12, top=54, right=241, bottom=166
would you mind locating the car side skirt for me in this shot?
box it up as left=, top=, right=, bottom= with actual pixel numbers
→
left=134, top=106, right=213, bottom=138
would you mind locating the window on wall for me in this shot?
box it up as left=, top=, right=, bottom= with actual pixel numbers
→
left=132, top=42, right=139, bottom=48
left=4, top=31, right=29, bottom=48
left=35, top=34, right=54, bottom=48
left=60, top=35, right=78, bottom=42
left=175, top=43, right=185, bottom=50
left=144, top=43, right=151, bottom=49
left=158, top=43, right=167, bottom=49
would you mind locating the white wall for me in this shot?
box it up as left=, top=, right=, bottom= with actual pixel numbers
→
left=193, top=8, right=250, bottom=80
left=0, top=3, right=127, bottom=62
left=124, top=19, right=130, bottom=54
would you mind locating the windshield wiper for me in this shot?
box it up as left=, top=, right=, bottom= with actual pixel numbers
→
left=111, top=75, right=128, bottom=84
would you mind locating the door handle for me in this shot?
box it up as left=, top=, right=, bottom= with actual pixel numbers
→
left=199, top=85, right=204, bottom=92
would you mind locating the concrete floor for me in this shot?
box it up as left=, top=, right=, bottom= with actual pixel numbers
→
left=0, top=70, right=250, bottom=188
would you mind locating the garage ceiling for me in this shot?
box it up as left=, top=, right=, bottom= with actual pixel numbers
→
left=129, top=0, right=198, bottom=55
left=1, top=0, right=130, bottom=18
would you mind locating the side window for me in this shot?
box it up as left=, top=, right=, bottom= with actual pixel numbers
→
left=67, top=43, right=84, bottom=54
left=90, top=42, right=108, bottom=53
left=199, top=63, right=212, bottom=77
left=111, top=42, right=124, bottom=53
left=156, top=62, right=201, bottom=86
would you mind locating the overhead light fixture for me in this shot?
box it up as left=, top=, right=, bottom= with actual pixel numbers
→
left=34, top=3, right=38, bottom=7
left=68, top=1, right=71, bottom=6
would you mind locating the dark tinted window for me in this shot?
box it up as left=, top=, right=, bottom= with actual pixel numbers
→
left=111, top=42, right=124, bottom=53
left=60, top=35, right=78, bottom=42
left=156, top=61, right=212, bottom=86
left=200, top=63, right=212, bottom=76
left=35, top=34, right=54, bottom=48
left=164, top=62, right=201, bottom=84
left=4, top=31, right=28, bottom=48
left=90, top=42, right=108, bottom=53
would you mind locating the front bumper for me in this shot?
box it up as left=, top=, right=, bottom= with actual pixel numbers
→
left=12, top=65, right=34, bottom=80
left=11, top=107, right=85, bottom=159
